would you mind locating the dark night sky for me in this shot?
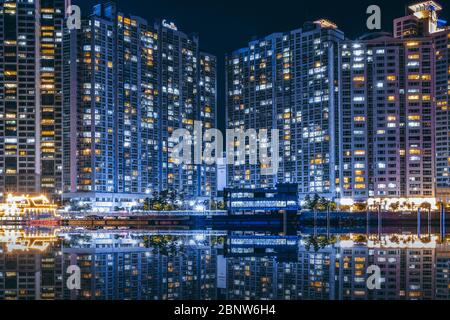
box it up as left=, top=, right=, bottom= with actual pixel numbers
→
left=75, top=0, right=450, bottom=130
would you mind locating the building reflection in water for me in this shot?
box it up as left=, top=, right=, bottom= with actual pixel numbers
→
left=0, top=227, right=62, bottom=300
left=0, top=227, right=449, bottom=301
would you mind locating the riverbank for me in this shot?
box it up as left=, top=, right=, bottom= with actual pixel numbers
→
left=53, top=211, right=450, bottom=229
left=299, top=211, right=450, bottom=226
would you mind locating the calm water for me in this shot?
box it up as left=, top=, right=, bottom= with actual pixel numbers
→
left=0, top=225, right=449, bottom=300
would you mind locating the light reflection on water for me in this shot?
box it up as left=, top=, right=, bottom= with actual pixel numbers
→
left=0, top=226, right=449, bottom=300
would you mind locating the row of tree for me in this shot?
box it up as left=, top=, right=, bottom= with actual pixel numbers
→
left=348, top=201, right=433, bottom=212
left=65, top=189, right=225, bottom=212
left=302, top=194, right=337, bottom=211
left=66, top=190, right=438, bottom=213
left=144, top=190, right=182, bottom=211
left=143, top=190, right=225, bottom=212
left=302, top=194, right=434, bottom=212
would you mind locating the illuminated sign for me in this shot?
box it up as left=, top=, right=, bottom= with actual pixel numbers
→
left=162, top=19, right=178, bottom=31
left=0, top=194, right=58, bottom=218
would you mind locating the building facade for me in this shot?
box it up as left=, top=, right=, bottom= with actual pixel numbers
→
left=156, top=20, right=217, bottom=200
left=0, top=0, right=67, bottom=196
left=339, top=36, right=436, bottom=205
left=62, top=3, right=217, bottom=208
left=226, top=20, right=344, bottom=199
left=226, top=1, right=450, bottom=206
left=63, top=3, right=160, bottom=208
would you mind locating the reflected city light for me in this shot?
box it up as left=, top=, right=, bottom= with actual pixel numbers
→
left=0, top=228, right=448, bottom=300
left=0, top=227, right=59, bottom=253
left=0, top=194, right=59, bottom=219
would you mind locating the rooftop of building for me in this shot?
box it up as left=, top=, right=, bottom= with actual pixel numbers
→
left=409, top=1, right=443, bottom=13
left=228, top=1, right=449, bottom=56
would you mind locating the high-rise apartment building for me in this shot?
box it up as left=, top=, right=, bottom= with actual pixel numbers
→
left=226, top=19, right=344, bottom=199
left=2, top=0, right=449, bottom=206
left=38, top=0, right=66, bottom=196
left=419, top=2, right=450, bottom=201
left=227, top=1, right=449, bottom=206
left=157, top=21, right=217, bottom=200
left=434, top=31, right=450, bottom=199
left=63, top=3, right=160, bottom=207
left=198, top=52, right=217, bottom=198
left=338, top=41, right=372, bottom=203
left=64, top=4, right=118, bottom=196
left=339, top=2, right=447, bottom=205
left=115, top=12, right=159, bottom=196
left=63, top=3, right=217, bottom=208
left=339, top=36, right=436, bottom=204
left=0, top=1, right=216, bottom=205
left=0, top=0, right=67, bottom=196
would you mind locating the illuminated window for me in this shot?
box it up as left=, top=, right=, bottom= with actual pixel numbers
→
left=387, top=116, right=397, bottom=121
left=406, top=41, right=419, bottom=47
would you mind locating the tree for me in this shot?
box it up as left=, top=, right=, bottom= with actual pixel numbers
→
left=339, top=205, right=351, bottom=212
left=390, top=235, right=400, bottom=244
left=312, top=194, right=321, bottom=210
left=355, top=235, right=368, bottom=243
left=389, top=202, right=400, bottom=212
left=303, top=194, right=322, bottom=210
left=143, top=189, right=181, bottom=211
left=305, top=236, right=320, bottom=252
left=68, top=200, right=92, bottom=212
left=317, top=197, right=329, bottom=211
left=329, top=201, right=338, bottom=212
left=401, top=201, right=408, bottom=210
left=211, top=200, right=225, bottom=210
left=303, top=195, right=312, bottom=210
left=420, top=202, right=432, bottom=210
left=353, top=202, right=368, bottom=212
